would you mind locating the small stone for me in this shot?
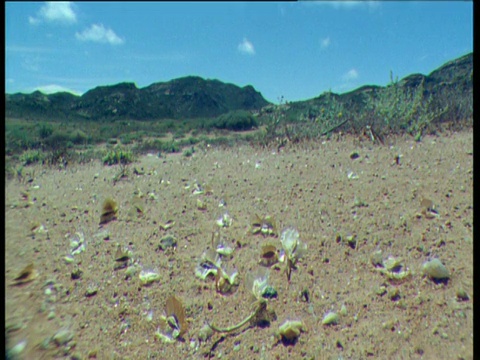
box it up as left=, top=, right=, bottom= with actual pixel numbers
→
left=350, top=152, right=360, bottom=160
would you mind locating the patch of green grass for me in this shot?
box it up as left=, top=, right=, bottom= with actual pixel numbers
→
left=20, top=150, right=44, bottom=165
left=183, top=147, right=195, bottom=157
left=103, top=148, right=135, bottom=166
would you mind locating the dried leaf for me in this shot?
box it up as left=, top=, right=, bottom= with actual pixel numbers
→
left=420, top=198, right=433, bottom=211
left=100, top=198, right=118, bottom=225
left=12, top=263, right=38, bottom=285
left=165, top=296, right=188, bottom=337
left=115, top=246, right=131, bottom=262
left=251, top=214, right=277, bottom=236
left=160, top=220, right=175, bottom=231
left=260, top=244, right=279, bottom=266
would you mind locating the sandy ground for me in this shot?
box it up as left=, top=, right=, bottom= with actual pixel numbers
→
left=5, top=130, right=473, bottom=360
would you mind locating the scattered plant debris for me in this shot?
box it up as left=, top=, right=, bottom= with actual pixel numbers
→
left=156, top=295, right=189, bottom=343
left=100, top=198, right=118, bottom=225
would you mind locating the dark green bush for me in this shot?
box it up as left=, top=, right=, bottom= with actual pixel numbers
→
left=103, top=148, right=135, bottom=166
left=43, top=130, right=73, bottom=150
left=71, top=130, right=89, bottom=145
left=212, top=110, right=258, bottom=131
left=38, top=123, right=54, bottom=139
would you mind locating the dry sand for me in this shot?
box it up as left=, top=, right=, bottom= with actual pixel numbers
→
left=5, top=131, right=473, bottom=359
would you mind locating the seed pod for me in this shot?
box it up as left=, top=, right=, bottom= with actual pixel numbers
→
left=251, top=214, right=277, bottom=236
left=422, top=259, right=449, bottom=280
left=196, top=199, right=207, bottom=210
left=139, top=268, right=161, bottom=285
left=100, top=198, right=118, bottom=225
left=420, top=198, right=434, bottom=211
left=383, top=256, right=403, bottom=272
left=12, top=263, right=38, bottom=285
left=160, top=220, right=175, bottom=231
left=131, top=196, right=144, bottom=215
left=277, top=320, right=304, bottom=343
left=322, top=312, right=339, bottom=325
left=259, top=244, right=279, bottom=266
left=165, top=295, right=188, bottom=338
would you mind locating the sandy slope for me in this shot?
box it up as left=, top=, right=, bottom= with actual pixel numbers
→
left=5, top=131, right=472, bottom=359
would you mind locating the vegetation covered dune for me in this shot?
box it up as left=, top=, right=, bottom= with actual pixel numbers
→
left=5, top=130, right=472, bottom=359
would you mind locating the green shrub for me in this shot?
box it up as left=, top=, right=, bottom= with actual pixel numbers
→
left=212, top=110, right=258, bottom=131
left=362, top=73, right=449, bottom=139
left=183, top=147, right=195, bottom=157
left=120, top=132, right=143, bottom=145
left=71, top=130, right=89, bottom=145
left=43, top=130, right=73, bottom=150
left=20, top=150, right=44, bottom=165
left=38, top=123, right=54, bottom=139
left=173, top=130, right=186, bottom=139
left=6, top=124, right=39, bottom=153
left=103, top=148, right=135, bottom=166
left=161, top=140, right=180, bottom=153
left=187, top=136, right=200, bottom=145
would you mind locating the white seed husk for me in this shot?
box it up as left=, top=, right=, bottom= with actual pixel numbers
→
left=322, top=312, right=339, bottom=325
left=422, top=258, right=450, bottom=279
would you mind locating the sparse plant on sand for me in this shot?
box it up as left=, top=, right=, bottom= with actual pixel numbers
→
left=280, top=227, right=307, bottom=281
left=195, top=236, right=238, bottom=295
left=251, top=214, right=277, bottom=236
left=207, top=268, right=277, bottom=333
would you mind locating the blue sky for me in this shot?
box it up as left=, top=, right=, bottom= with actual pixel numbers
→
left=5, top=1, right=473, bottom=103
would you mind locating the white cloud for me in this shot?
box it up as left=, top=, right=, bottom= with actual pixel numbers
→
left=28, top=16, right=41, bottom=25
left=331, top=1, right=364, bottom=9
left=320, top=37, right=331, bottom=49
left=34, top=84, right=81, bottom=95
left=302, top=1, right=380, bottom=10
left=238, top=38, right=255, bottom=56
left=342, top=69, right=359, bottom=81
left=29, top=2, right=77, bottom=25
left=76, top=24, right=125, bottom=45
